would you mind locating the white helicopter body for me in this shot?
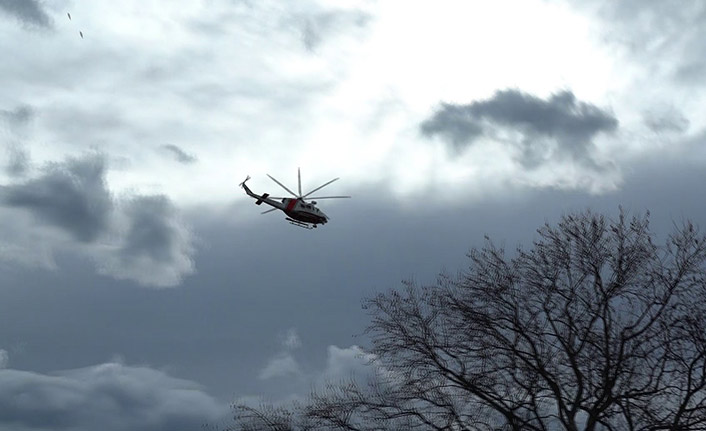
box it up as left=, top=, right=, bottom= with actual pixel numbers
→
left=240, top=169, right=349, bottom=229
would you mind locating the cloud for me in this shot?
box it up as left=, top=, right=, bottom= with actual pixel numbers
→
left=0, top=350, right=7, bottom=369
left=97, top=195, right=195, bottom=287
left=564, top=0, right=706, bottom=85
left=0, top=0, right=52, bottom=28
left=420, top=103, right=485, bottom=148
left=299, top=9, right=371, bottom=52
left=281, top=328, right=301, bottom=350
left=0, top=105, right=33, bottom=128
left=258, top=354, right=301, bottom=380
left=319, top=345, right=378, bottom=384
left=160, top=144, right=197, bottom=164
left=0, top=361, right=225, bottom=431
left=6, top=148, right=29, bottom=176
left=1, top=155, right=112, bottom=242
left=421, top=89, right=618, bottom=169
left=259, top=328, right=305, bottom=380
left=251, top=345, right=381, bottom=405
left=642, top=107, right=690, bottom=134
left=1, top=106, right=33, bottom=176
left=264, top=345, right=383, bottom=396
left=0, top=154, right=195, bottom=287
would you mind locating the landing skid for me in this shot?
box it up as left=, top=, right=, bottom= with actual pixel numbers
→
left=286, top=217, right=317, bottom=229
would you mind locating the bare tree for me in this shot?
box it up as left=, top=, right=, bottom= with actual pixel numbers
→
left=230, top=210, right=706, bottom=430
left=228, top=403, right=298, bottom=431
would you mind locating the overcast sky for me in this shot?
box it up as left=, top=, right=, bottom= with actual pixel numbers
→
left=1, top=0, right=706, bottom=429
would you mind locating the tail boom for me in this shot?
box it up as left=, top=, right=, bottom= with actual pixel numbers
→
left=240, top=176, right=285, bottom=210
left=255, top=193, right=269, bottom=205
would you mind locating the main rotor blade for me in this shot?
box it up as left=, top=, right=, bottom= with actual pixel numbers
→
left=261, top=208, right=278, bottom=214
left=298, top=167, right=302, bottom=197
left=306, top=196, right=351, bottom=199
left=302, top=177, right=339, bottom=198
left=266, top=174, right=298, bottom=197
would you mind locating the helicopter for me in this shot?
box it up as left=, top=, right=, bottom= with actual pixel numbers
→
left=239, top=168, right=350, bottom=229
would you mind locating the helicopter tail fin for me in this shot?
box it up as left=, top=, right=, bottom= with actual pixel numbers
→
left=255, top=193, right=269, bottom=205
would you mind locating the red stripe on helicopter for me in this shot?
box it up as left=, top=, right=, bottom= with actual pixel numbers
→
left=286, top=199, right=298, bottom=212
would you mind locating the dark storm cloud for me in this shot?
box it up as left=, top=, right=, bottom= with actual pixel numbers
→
left=1, top=154, right=706, bottom=401
left=160, top=144, right=197, bottom=164
left=421, top=89, right=618, bottom=168
left=0, top=155, right=112, bottom=242
left=0, top=0, right=52, bottom=28
left=123, top=197, right=185, bottom=262
left=0, top=154, right=195, bottom=287
left=0, top=362, right=225, bottom=431
left=419, top=103, right=484, bottom=147
left=97, top=195, right=195, bottom=287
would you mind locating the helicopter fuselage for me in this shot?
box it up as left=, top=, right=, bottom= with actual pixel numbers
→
left=241, top=179, right=328, bottom=226
left=282, top=198, right=328, bottom=225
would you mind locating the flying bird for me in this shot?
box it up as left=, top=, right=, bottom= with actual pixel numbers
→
left=67, top=13, right=83, bottom=39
